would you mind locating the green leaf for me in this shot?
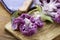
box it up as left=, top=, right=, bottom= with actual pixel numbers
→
left=36, top=5, right=42, bottom=12
left=28, top=5, right=42, bottom=14
left=11, top=11, right=19, bottom=18
left=41, top=14, right=53, bottom=23
left=11, top=11, right=19, bottom=21
left=28, top=9, right=38, bottom=14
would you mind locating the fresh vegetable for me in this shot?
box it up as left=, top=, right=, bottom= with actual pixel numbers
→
left=41, top=0, right=60, bottom=12
left=57, top=0, right=60, bottom=3
left=49, top=9, right=60, bottom=23
left=11, top=0, right=60, bottom=36
left=30, top=16, right=44, bottom=28
left=12, top=13, right=44, bottom=36
left=29, top=5, right=53, bottom=23
left=12, top=16, right=25, bottom=30
left=19, top=20, right=37, bottom=36
left=39, top=0, right=60, bottom=23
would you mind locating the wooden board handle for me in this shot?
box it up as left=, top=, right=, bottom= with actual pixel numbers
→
left=18, top=0, right=33, bottom=12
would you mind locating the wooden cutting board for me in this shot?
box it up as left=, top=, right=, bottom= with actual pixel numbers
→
left=5, top=22, right=60, bottom=40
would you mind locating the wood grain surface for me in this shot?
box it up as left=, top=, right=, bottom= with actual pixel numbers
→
left=5, top=22, right=60, bottom=40
left=0, top=2, right=60, bottom=40
left=0, top=3, right=17, bottom=40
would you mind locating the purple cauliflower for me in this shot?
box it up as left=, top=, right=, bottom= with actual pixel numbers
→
left=19, top=23, right=37, bottom=36
left=47, top=9, right=60, bottom=23
left=39, top=0, right=60, bottom=12
left=51, top=9, right=60, bottom=23
left=57, top=0, right=60, bottom=3
left=30, top=17, right=44, bottom=28
left=12, top=16, right=25, bottom=30
left=12, top=13, right=44, bottom=36
left=38, top=0, right=60, bottom=23
left=20, top=13, right=31, bottom=19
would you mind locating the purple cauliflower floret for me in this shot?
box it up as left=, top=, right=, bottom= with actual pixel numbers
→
left=39, top=0, right=60, bottom=12
left=34, top=18, right=44, bottom=28
left=38, top=0, right=60, bottom=23
left=20, top=13, right=31, bottom=19
left=57, top=0, right=60, bottom=3
left=12, top=16, right=25, bottom=30
left=52, top=9, right=60, bottom=23
left=19, top=23, right=37, bottom=36
left=30, top=17, right=44, bottom=28
left=53, top=15, right=60, bottom=23
left=48, top=9, right=60, bottom=23
left=12, top=13, right=44, bottom=36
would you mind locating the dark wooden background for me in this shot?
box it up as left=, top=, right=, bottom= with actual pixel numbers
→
left=0, top=2, right=60, bottom=40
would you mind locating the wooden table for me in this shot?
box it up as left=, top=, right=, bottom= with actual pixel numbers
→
left=0, top=3, right=17, bottom=40
left=0, top=3, right=60, bottom=40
